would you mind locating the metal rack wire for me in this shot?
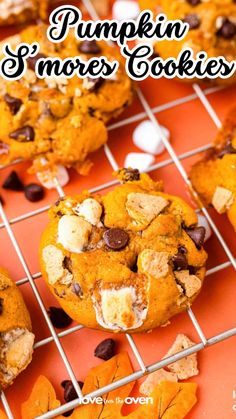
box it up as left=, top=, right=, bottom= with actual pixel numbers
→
left=0, top=0, right=235, bottom=417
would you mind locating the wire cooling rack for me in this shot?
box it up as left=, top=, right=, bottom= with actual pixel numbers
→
left=0, top=1, right=235, bottom=417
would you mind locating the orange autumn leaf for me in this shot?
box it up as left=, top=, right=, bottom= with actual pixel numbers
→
left=21, top=375, right=61, bottom=419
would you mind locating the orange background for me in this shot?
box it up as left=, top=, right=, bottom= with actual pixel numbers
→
left=0, top=1, right=236, bottom=418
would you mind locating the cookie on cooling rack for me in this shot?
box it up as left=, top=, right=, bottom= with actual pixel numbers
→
left=139, top=0, right=236, bottom=85
left=0, top=269, right=34, bottom=389
left=0, top=24, right=133, bottom=174
left=0, top=0, right=49, bottom=26
left=40, top=169, right=207, bottom=333
left=190, top=107, right=236, bottom=231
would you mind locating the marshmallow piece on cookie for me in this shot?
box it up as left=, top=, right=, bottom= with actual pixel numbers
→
left=197, top=214, right=212, bottom=242
left=74, top=198, right=103, bottom=226
left=112, top=1, right=140, bottom=21
left=42, top=245, right=73, bottom=285
left=58, top=215, right=92, bottom=253
left=139, top=249, right=170, bottom=279
left=163, top=334, right=198, bottom=380
left=124, top=152, right=155, bottom=172
left=212, top=186, right=234, bottom=214
left=140, top=368, right=178, bottom=396
left=174, top=270, right=201, bottom=298
left=5, top=330, right=34, bottom=373
left=133, top=120, right=170, bottom=155
left=126, top=192, right=169, bottom=225
left=37, top=165, right=69, bottom=189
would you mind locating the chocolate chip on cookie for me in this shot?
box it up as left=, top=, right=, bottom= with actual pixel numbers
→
left=186, top=0, right=201, bottom=5
left=103, top=228, right=129, bottom=250
left=85, top=77, right=105, bottom=92
left=184, top=226, right=206, bottom=249
left=183, top=13, right=201, bottom=29
left=173, top=246, right=188, bottom=271
left=0, top=298, right=3, bottom=314
left=27, top=53, right=47, bottom=71
left=94, top=338, right=116, bottom=360
left=217, top=17, right=236, bottom=39
left=4, top=94, right=22, bottom=115
left=9, top=126, right=35, bottom=142
left=2, top=171, right=24, bottom=191
left=78, top=40, right=102, bottom=54
left=217, top=138, right=236, bottom=158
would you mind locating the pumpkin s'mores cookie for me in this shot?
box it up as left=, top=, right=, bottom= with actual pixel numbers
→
left=40, top=170, right=207, bottom=333
left=0, top=25, right=133, bottom=174
left=190, top=107, right=236, bottom=231
left=0, top=269, right=34, bottom=389
left=0, top=0, right=49, bottom=26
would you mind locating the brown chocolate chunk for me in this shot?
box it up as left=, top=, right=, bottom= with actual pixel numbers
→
left=86, top=77, right=105, bottom=91
left=9, top=126, right=35, bottom=142
left=78, top=40, right=102, bottom=54
left=217, top=18, right=236, bottom=39
left=27, top=53, right=47, bottom=71
left=4, top=93, right=22, bottom=115
left=61, top=380, right=84, bottom=417
left=186, top=0, right=201, bottom=5
left=0, top=298, right=3, bottom=315
left=184, top=226, right=206, bottom=249
left=94, top=338, right=116, bottom=360
left=0, top=141, right=9, bottom=156
left=2, top=170, right=24, bottom=191
left=103, top=228, right=129, bottom=250
left=71, top=282, right=83, bottom=297
left=120, top=168, right=140, bottom=182
left=173, top=246, right=188, bottom=271
left=24, top=183, right=44, bottom=202
left=184, top=13, right=201, bottom=29
left=48, top=307, right=73, bottom=329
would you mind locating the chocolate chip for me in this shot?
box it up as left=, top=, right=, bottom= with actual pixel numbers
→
left=184, top=13, right=201, bottom=29
left=103, top=228, right=129, bottom=250
left=86, top=77, right=105, bottom=92
left=27, top=53, right=47, bottom=71
left=78, top=40, right=102, bottom=54
left=217, top=18, right=236, bottom=39
left=0, top=298, right=3, bottom=315
left=61, top=380, right=84, bottom=417
left=121, top=168, right=140, bottom=182
left=184, top=226, right=206, bottom=249
left=4, top=93, right=22, bottom=115
left=71, top=282, right=83, bottom=297
left=186, top=0, right=201, bottom=5
left=188, top=265, right=199, bottom=275
left=9, top=126, right=35, bottom=142
left=55, top=197, right=65, bottom=206
left=172, top=246, right=188, bottom=271
left=217, top=139, right=236, bottom=158
left=0, top=142, right=9, bottom=156
left=48, top=307, right=73, bottom=329
left=2, top=171, right=24, bottom=191
left=24, top=183, right=44, bottom=202
left=94, top=338, right=116, bottom=360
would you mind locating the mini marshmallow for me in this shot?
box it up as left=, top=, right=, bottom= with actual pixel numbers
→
left=124, top=152, right=155, bottom=172
left=112, top=0, right=140, bottom=21
left=133, top=120, right=170, bottom=155
left=73, top=198, right=103, bottom=226
left=58, top=215, right=92, bottom=253
left=197, top=214, right=212, bottom=242
left=37, top=165, right=69, bottom=189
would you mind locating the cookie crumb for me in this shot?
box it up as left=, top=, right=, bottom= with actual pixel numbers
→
left=212, top=186, right=234, bottom=214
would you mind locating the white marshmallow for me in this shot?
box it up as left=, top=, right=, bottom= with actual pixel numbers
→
left=124, top=152, right=155, bottom=172
left=37, top=165, right=69, bottom=189
left=73, top=198, right=103, bottom=226
left=197, top=214, right=212, bottom=242
left=112, top=0, right=140, bottom=21
left=133, top=120, right=170, bottom=155
left=57, top=215, right=92, bottom=253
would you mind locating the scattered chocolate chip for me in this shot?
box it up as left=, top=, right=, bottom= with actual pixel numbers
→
left=9, top=125, right=35, bottom=142
left=4, top=93, right=22, bottom=115
left=186, top=0, right=201, bottom=5
left=172, top=246, right=188, bottom=271
left=24, top=183, right=44, bottom=202
left=184, top=226, right=206, bottom=249
left=217, top=18, right=236, bottom=39
left=0, top=298, right=3, bottom=315
left=48, top=307, right=73, bottom=329
left=217, top=139, right=236, bottom=158
left=94, top=338, right=116, bottom=360
left=103, top=228, right=129, bottom=250
left=71, top=282, right=83, bottom=297
left=121, top=168, right=140, bottom=182
left=0, top=141, right=9, bottom=156
left=188, top=265, right=199, bottom=275
left=183, top=13, right=201, bottom=29
left=86, top=77, right=105, bottom=92
left=27, top=53, right=47, bottom=71
left=78, top=40, right=102, bottom=54
left=61, top=380, right=84, bottom=417
left=2, top=170, right=24, bottom=191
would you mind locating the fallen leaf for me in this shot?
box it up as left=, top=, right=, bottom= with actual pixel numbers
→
left=21, top=375, right=61, bottom=419
left=155, top=381, right=197, bottom=419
